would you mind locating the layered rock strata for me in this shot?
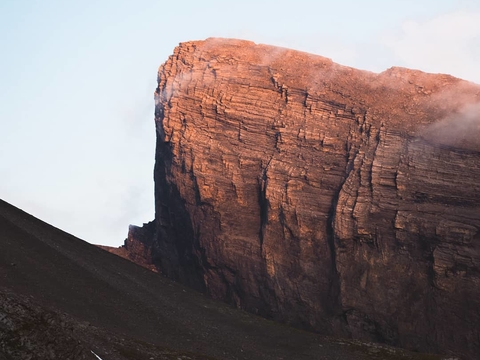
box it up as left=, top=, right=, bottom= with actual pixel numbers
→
left=141, top=38, right=479, bottom=358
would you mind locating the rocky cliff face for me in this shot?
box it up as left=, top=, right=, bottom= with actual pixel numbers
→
left=98, top=222, right=157, bottom=272
left=144, top=38, right=479, bottom=358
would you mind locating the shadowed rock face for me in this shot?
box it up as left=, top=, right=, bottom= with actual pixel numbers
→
left=146, top=38, right=480, bottom=358
left=98, top=222, right=157, bottom=272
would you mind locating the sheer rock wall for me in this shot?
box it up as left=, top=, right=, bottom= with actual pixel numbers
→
left=147, top=38, right=480, bottom=358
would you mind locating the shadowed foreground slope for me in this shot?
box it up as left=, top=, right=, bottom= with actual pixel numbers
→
left=0, top=199, right=446, bottom=359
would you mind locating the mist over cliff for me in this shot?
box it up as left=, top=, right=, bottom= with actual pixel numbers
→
left=121, top=38, right=480, bottom=359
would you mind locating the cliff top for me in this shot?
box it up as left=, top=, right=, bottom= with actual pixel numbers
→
left=159, top=37, right=480, bottom=150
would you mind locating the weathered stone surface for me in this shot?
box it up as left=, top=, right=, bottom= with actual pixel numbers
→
left=143, top=38, right=479, bottom=358
left=99, top=222, right=157, bottom=272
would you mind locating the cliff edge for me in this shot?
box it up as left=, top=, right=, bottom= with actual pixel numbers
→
left=135, top=38, right=479, bottom=358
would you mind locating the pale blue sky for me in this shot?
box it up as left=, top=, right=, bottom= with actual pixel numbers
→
left=1, top=0, right=479, bottom=246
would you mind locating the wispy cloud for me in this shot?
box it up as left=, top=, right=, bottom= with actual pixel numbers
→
left=420, top=102, right=480, bottom=151
left=383, top=10, right=480, bottom=84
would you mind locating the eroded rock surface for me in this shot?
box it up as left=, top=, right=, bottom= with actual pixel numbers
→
left=98, top=222, right=157, bottom=272
left=142, top=38, right=479, bottom=358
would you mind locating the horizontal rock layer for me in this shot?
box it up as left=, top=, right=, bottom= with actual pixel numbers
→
left=147, top=38, right=480, bottom=358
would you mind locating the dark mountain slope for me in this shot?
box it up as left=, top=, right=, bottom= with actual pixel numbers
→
left=0, top=199, right=443, bottom=359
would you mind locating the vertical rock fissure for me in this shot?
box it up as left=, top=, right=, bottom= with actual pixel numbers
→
left=258, top=155, right=274, bottom=248
left=326, top=143, right=361, bottom=323
left=326, top=196, right=342, bottom=318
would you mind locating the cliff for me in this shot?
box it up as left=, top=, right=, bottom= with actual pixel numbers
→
left=141, top=38, right=479, bottom=358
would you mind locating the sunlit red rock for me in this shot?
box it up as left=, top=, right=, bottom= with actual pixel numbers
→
left=129, top=38, right=479, bottom=358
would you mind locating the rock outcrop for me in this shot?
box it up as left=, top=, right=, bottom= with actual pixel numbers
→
left=98, top=222, right=157, bottom=272
left=140, top=38, right=479, bottom=358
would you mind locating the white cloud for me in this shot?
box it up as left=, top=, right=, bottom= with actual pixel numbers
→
left=384, top=10, right=480, bottom=84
